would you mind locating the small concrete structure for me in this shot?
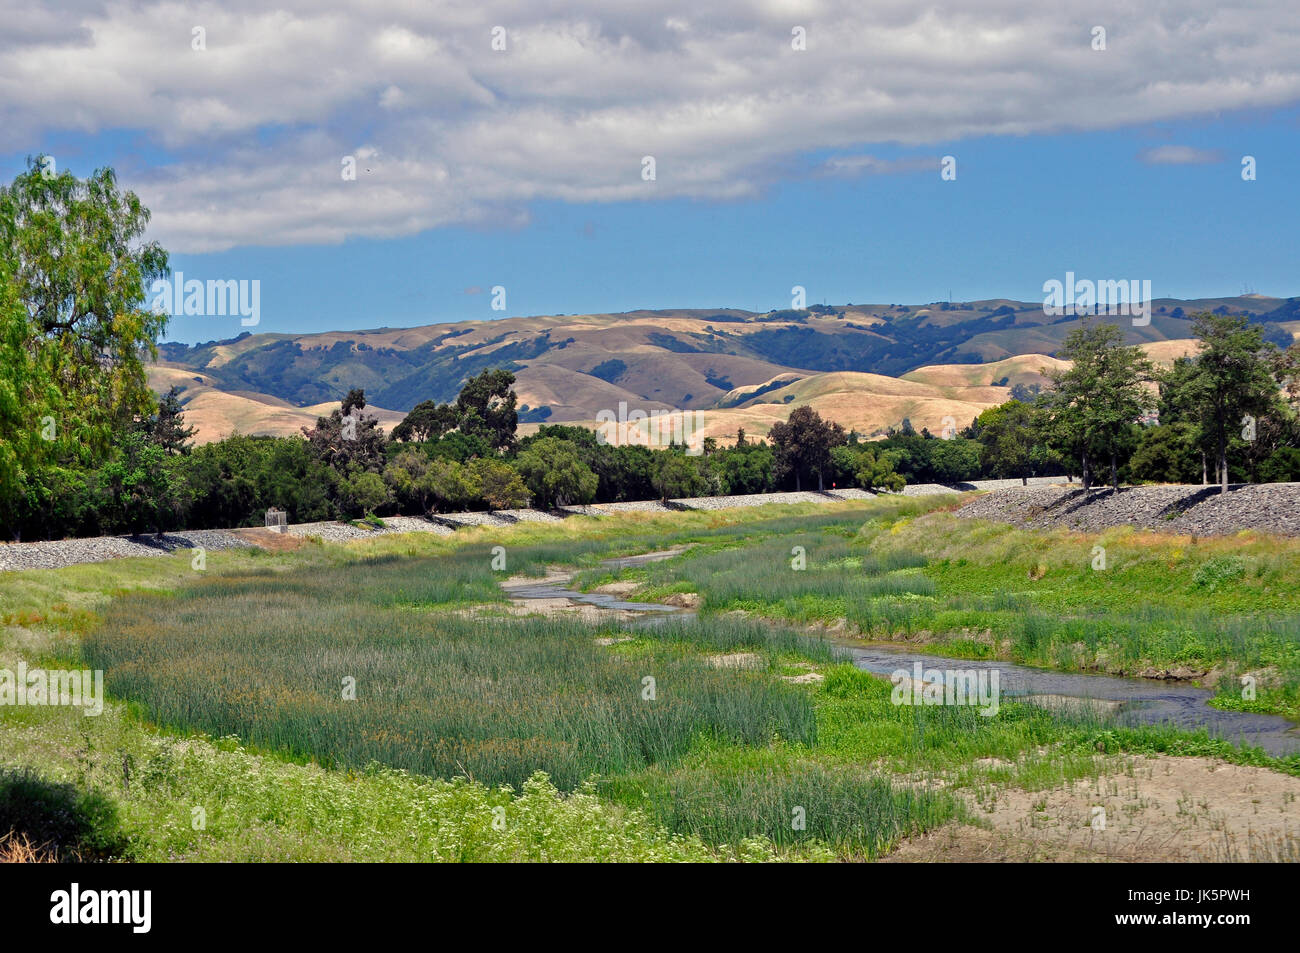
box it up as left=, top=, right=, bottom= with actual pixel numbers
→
left=265, top=508, right=288, bottom=533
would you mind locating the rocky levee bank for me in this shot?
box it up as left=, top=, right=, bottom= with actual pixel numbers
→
left=956, top=482, right=1300, bottom=537
left=7, top=476, right=1295, bottom=572
left=0, top=478, right=1057, bottom=572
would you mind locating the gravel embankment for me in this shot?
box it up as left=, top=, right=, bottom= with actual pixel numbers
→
left=287, top=516, right=455, bottom=542
left=956, top=482, right=1300, bottom=537
left=495, top=508, right=565, bottom=524
left=561, top=489, right=878, bottom=513
left=826, top=488, right=876, bottom=500
left=0, top=476, right=1091, bottom=573
left=430, top=512, right=514, bottom=528
left=0, top=529, right=251, bottom=572
left=901, top=475, right=1071, bottom=496
left=558, top=501, right=677, bottom=515
left=674, top=490, right=848, bottom=509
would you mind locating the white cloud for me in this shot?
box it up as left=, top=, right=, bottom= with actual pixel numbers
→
left=1138, top=144, right=1223, bottom=164
left=3, top=1, right=1298, bottom=251
left=818, top=155, right=939, bottom=177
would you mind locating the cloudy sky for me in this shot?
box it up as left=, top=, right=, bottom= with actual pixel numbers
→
left=4, top=1, right=1299, bottom=342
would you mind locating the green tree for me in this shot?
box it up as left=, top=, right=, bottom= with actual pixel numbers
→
left=384, top=449, right=440, bottom=514
left=1040, top=321, right=1152, bottom=490
left=0, top=271, right=52, bottom=536
left=769, top=406, right=846, bottom=491
left=1184, top=313, right=1282, bottom=493
left=337, top=467, right=389, bottom=519
left=1129, top=422, right=1201, bottom=484
left=391, top=400, right=460, bottom=442
left=831, top=445, right=904, bottom=491
left=1157, top=355, right=1213, bottom=483
left=922, top=437, right=983, bottom=484
left=710, top=442, right=774, bottom=495
left=427, top=458, right=482, bottom=512
left=456, top=368, right=519, bottom=450
left=0, top=160, right=170, bottom=537
left=974, top=400, right=1055, bottom=485
left=146, top=386, right=197, bottom=455
left=0, top=159, right=168, bottom=455
left=341, top=388, right=367, bottom=416
left=651, top=451, right=706, bottom=502
left=469, top=457, right=531, bottom=510
left=100, top=429, right=172, bottom=536
left=391, top=368, right=519, bottom=450
left=303, top=388, right=389, bottom=474
left=514, top=437, right=598, bottom=508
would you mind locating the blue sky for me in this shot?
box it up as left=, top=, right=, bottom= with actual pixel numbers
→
left=3, top=3, right=1298, bottom=344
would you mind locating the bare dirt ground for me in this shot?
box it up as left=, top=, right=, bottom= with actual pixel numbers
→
left=230, top=527, right=308, bottom=552
left=706, top=652, right=764, bottom=669
left=885, top=755, right=1300, bottom=862
left=591, top=581, right=641, bottom=597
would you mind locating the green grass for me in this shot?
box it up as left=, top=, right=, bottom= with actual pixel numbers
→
left=610, top=506, right=1300, bottom=720
left=5, top=493, right=1300, bottom=862
left=0, top=714, right=760, bottom=862
left=611, top=757, right=954, bottom=858
left=82, top=566, right=818, bottom=791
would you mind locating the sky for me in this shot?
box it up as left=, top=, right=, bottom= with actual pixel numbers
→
left=3, top=1, right=1299, bottom=344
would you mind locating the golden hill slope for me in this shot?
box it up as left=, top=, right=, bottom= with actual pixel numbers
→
left=159, top=332, right=1207, bottom=445
left=148, top=365, right=405, bottom=442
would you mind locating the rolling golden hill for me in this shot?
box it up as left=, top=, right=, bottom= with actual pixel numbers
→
left=159, top=340, right=1209, bottom=446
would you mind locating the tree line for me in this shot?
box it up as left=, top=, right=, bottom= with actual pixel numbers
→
left=973, top=316, right=1300, bottom=492
left=3, top=159, right=1297, bottom=540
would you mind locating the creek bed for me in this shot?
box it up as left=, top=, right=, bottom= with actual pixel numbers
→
left=501, top=551, right=1300, bottom=756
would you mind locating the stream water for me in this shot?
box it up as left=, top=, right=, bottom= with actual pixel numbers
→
left=847, top=644, right=1300, bottom=756
left=503, top=552, right=1300, bottom=756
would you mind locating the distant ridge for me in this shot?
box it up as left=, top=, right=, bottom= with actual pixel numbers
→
left=151, top=295, right=1293, bottom=444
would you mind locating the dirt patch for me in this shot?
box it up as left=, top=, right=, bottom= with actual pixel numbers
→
left=803, top=617, right=858, bottom=637
left=779, top=662, right=825, bottom=684
left=1134, top=665, right=1209, bottom=681
left=230, top=527, right=307, bottom=552
left=502, top=570, right=570, bottom=588
left=661, top=592, right=701, bottom=609
left=458, top=600, right=641, bottom=624
left=706, top=652, right=764, bottom=670
left=505, top=599, right=641, bottom=624
left=885, top=755, right=1300, bottom=862
left=782, top=671, right=825, bottom=684
left=592, top=581, right=641, bottom=597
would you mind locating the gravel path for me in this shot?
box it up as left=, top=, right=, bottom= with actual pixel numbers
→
left=956, top=482, right=1300, bottom=537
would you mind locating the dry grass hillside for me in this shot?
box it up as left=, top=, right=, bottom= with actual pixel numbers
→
left=152, top=288, right=1248, bottom=447
left=162, top=340, right=1209, bottom=446
left=148, top=364, right=405, bottom=442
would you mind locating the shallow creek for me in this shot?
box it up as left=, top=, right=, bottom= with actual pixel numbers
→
left=501, top=551, right=1300, bottom=756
